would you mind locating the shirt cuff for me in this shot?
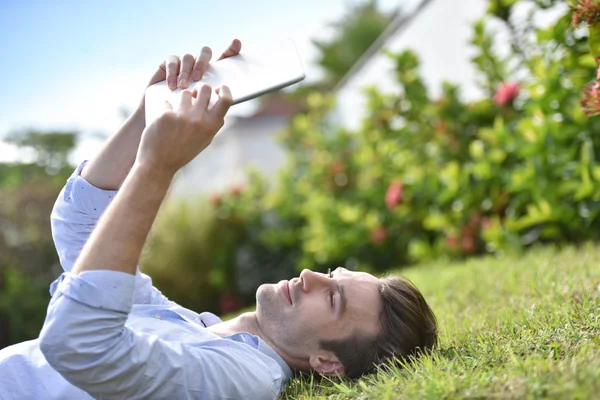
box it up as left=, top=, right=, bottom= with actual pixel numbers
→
left=50, top=270, right=136, bottom=314
left=64, top=161, right=118, bottom=218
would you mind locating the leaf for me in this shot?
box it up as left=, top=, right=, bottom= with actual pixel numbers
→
left=589, top=25, right=600, bottom=60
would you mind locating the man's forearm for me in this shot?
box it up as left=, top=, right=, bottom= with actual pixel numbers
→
left=80, top=105, right=146, bottom=190
left=72, top=163, right=173, bottom=275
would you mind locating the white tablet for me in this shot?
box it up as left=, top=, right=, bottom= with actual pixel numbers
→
left=144, top=38, right=306, bottom=123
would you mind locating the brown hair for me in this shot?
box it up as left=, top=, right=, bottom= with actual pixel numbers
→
left=319, top=275, right=437, bottom=379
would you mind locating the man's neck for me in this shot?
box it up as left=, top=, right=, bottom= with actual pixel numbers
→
left=207, top=312, right=309, bottom=371
left=206, top=311, right=260, bottom=337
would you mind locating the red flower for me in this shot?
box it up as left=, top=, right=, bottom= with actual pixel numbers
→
left=385, top=180, right=404, bottom=211
left=481, top=217, right=493, bottom=231
left=230, top=185, right=243, bottom=196
left=210, top=193, right=221, bottom=206
left=446, top=235, right=458, bottom=248
left=435, top=121, right=447, bottom=135
left=581, top=68, right=600, bottom=117
left=371, top=226, right=387, bottom=245
left=494, top=82, right=519, bottom=106
left=461, top=226, right=476, bottom=253
left=330, top=162, right=344, bottom=176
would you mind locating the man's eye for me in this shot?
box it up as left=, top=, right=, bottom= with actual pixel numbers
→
left=327, top=268, right=334, bottom=308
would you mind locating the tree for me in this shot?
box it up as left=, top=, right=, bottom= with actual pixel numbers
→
left=0, top=129, right=77, bottom=349
left=5, top=129, right=76, bottom=173
left=312, top=0, right=397, bottom=87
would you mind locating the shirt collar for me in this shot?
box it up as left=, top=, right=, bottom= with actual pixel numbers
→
left=201, top=312, right=294, bottom=380
left=256, top=338, right=294, bottom=380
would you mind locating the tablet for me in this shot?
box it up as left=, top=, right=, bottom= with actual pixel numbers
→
left=144, top=38, right=306, bottom=123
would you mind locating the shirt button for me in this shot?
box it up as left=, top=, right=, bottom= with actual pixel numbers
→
left=155, top=313, right=162, bottom=319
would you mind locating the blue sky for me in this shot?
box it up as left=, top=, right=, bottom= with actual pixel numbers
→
left=0, top=0, right=402, bottom=161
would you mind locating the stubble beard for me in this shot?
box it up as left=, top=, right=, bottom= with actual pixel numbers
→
left=255, top=284, right=305, bottom=351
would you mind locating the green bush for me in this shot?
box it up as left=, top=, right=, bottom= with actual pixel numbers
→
left=0, top=164, right=71, bottom=348
left=220, top=0, right=600, bottom=272
left=148, top=0, right=600, bottom=309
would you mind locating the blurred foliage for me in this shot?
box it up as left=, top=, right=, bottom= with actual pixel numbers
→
left=312, top=0, right=396, bottom=87
left=265, top=0, right=600, bottom=272
left=0, top=132, right=76, bottom=348
left=4, top=0, right=599, bottom=337
left=284, top=0, right=396, bottom=102
left=5, top=130, right=76, bottom=174
left=147, top=0, right=600, bottom=313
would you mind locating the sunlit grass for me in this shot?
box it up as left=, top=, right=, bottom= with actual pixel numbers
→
left=280, top=245, right=600, bottom=399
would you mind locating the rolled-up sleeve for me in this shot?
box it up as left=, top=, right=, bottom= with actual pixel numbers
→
left=39, top=270, right=280, bottom=400
left=50, top=161, right=171, bottom=305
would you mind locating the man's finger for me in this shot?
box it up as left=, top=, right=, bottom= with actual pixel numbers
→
left=178, top=90, right=194, bottom=111
left=193, top=84, right=213, bottom=112
left=211, top=85, right=233, bottom=120
left=191, top=47, right=212, bottom=81
left=217, top=39, right=242, bottom=61
left=166, top=56, right=181, bottom=91
left=178, top=54, right=195, bottom=89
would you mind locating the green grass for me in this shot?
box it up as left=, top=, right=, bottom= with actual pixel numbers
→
left=280, top=245, right=600, bottom=399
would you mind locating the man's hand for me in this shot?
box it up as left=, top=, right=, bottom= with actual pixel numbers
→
left=83, top=39, right=242, bottom=190
left=146, top=39, right=242, bottom=91
left=136, top=84, right=233, bottom=175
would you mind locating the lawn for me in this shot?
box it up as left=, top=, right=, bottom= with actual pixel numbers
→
left=280, top=245, right=600, bottom=399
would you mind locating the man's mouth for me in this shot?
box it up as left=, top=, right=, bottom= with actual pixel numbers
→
left=279, top=280, right=292, bottom=305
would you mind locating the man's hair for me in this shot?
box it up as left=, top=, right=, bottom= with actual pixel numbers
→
left=319, top=275, right=437, bottom=379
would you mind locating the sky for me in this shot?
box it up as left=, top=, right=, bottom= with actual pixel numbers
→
left=0, top=0, right=405, bottom=162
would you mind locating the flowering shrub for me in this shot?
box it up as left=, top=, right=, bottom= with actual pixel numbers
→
left=573, top=0, right=600, bottom=115
left=212, top=0, right=600, bottom=276
left=148, top=0, right=600, bottom=310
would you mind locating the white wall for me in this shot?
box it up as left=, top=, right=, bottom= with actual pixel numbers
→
left=333, top=0, right=489, bottom=131
left=332, top=0, right=569, bottom=131
left=169, top=115, right=288, bottom=197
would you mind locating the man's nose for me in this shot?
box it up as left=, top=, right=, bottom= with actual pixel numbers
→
left=299, top=269, right=329, bottom=291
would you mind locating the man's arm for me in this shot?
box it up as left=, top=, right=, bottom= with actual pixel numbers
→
left=79, top=106, right=146, bottom=190
left=80, top=38, right=242, bottom=190
left=39, top=80, right=257, bottom=398
left=70, top=78, right=232, bottom=275
left=50, top=41, right=242, bottom=304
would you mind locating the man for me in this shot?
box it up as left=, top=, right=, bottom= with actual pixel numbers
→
left=0, top=39, right=437, bottom=400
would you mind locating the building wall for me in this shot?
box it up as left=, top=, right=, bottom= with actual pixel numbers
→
left=332, top=0, right=568, bottom=131
left=169, top=115, right=289, bottom=197
left=333, top=0, right=488, bottom=131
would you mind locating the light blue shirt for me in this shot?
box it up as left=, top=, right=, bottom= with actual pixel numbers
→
left=0, top=162, right=292, bottom=400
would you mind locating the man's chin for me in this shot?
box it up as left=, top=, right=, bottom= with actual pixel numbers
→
left=255, top=284, right=283, bottom=316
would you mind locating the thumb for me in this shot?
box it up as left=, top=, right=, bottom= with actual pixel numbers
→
left=164, top=100, right=173, bottom=112
left=147, top=64, right=167, bottom=88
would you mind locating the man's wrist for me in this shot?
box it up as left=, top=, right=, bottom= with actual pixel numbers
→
left=138, top=94, right=146, bottom=118
left=131, top=161, right=176, bottom=186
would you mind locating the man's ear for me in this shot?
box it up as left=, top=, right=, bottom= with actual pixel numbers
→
left=309, top=352, right=345, bottom=376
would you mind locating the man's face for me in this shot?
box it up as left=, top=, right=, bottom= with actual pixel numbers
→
left=255, top=267, right=382, bottom=367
